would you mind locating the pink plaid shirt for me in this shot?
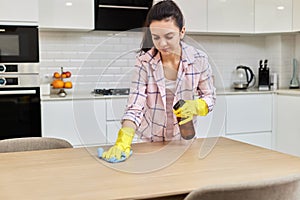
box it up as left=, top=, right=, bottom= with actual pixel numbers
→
left=122, top=42, right=216, bottom=142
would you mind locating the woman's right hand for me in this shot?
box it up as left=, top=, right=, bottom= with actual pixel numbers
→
left=102, top=127, right=135, bottom=161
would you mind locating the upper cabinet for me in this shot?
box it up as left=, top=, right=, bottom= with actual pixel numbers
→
left=173, top=0, right=207, bottom=33
left=293, top=0, right=300, bottom=31
left=207, top=0, right=254, bottom=33
left=255, top=0, right=292, bottom=33
left=39, top=0, right=94, bottom=31
left=0, top=0, right=38, bottom=25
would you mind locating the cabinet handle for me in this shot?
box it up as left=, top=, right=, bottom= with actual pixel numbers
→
left=98, top=5, right=149, bottom=10
left=0, top=90, right=36, bottom=95
left=0, top=29, right=5, bottom=32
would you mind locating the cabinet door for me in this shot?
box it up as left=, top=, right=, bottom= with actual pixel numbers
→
left=276, top=95, right=300, bottom=156
left=196, top=94, right=226, bottom=138
left=293, top=0, right=300, bottom=31
left=255, top=0, right=292, bottom=33
left=39, top=0, right=94, bottom=31
left=226, top=132, right=272, bottom=149
left=225, top=94, right=273, bottom=149
left=226, top=94, right=272, bottom=134
left=207, top=0, right=254, bottom=33
left=42, top=99, right=106, bottom=147
left=174, top=0, right=207, bottom=32
left=106, top=98, right=127, bottom=143
left=0, top=0, right=38, bottom=25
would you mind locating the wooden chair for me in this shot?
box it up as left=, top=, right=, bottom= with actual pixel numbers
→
left=0, top=137, right=73, bottom=153
left=184, top=175, right=300, bottom=200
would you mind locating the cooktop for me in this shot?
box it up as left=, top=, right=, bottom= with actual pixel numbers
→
left=92, top=88, right=130, bottom=96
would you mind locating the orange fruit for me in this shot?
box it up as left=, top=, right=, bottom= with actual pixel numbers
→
left=64, top=81, right=72, bottom=88
left=53, top=72, right=61, bottom=78
left=52, top=80, right=64, bottom=88
left=61, top=73, right=67, bottom=78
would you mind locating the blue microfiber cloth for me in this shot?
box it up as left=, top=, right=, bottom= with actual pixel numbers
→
left=97, top=147, right=132, bottom=163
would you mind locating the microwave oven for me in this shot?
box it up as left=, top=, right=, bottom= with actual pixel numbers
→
left=94, top=0, right=153, bottom=31
left=0, top=25, right=39, bottom=63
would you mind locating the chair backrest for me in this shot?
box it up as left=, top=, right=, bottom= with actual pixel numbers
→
left=0, top=137, right=73, bottom=153
left=184, top=175, right=300, bottom=200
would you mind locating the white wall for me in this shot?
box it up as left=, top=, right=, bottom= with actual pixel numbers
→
left=39, top=31, right=299, bottom=92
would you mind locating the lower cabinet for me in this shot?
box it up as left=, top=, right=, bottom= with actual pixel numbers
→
left=42, top=93, right=274, bottom=149
left=106, top=98, right=139, bottom=144
left=226, top=132, right=272, bottom=148
left=276, top=94, right=300, bottom=156
left=224, top=94, right=273, bottom=149
left=42, top=99, right=106, bottom=147
left=196, top=94, right=226, bottom=138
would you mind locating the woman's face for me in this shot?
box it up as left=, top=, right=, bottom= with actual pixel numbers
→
left=149, top=18, right=185, bottom=57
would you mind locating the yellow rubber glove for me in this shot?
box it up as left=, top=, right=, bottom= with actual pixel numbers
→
left=173, top=99, right=208, bottom=125
left=102, top=127, right=135, bottom=160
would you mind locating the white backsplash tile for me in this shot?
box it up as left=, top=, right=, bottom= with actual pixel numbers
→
left=39, top=31, right=300, bottom=92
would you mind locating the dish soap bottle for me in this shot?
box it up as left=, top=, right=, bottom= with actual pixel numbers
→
left=289, top=58, right=299, bottom=89
left=173, top=99, right=195, bottom=140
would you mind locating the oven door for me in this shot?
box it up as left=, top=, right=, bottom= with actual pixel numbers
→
left=0, top=25, right=39, bottom=63
left=0, top=87, right=41, bottom=140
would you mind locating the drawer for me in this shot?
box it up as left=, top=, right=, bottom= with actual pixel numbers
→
left=106, top=98, right=128, bottom=121
left=226, top=94, right=272, bottom=134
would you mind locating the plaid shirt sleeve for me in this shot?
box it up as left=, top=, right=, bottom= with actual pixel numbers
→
left=122, top=54, right=149, bottom=127
left=195, top=51, right=216, bottom=112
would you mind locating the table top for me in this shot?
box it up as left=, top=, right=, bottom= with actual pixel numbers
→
left=1, top=137, right=300, bottom=200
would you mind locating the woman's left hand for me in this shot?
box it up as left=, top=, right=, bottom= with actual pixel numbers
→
left=173, top=99, right=208, bottom=125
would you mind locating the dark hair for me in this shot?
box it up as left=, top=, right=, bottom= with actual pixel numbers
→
left=140, top=0, right=184, bottom=55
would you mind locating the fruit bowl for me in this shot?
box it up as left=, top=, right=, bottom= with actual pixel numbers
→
left=51, top=67, right=72, bottom=97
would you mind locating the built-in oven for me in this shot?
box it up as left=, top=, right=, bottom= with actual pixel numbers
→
left=0, top=64, right=41, bottom=140
left=0, top=25, right=39, bottom=63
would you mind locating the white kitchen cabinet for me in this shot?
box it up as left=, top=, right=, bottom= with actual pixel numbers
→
left=293, top=0, right=300, bottom=31
left=106, top=98, right=127, bottom=144
left=207, top=0, right=254, bottom=33
left=255, top=0, right=292, bottom=33
left=226, top=132, right=272, bottom=148
left=105, top=97, right=139, bottom=144
left=225, top=94, right=273, bottom=149
left=38, top=0, right=94, bottom=31
left=196, top=94, right=226, bottom=138
left=41, top=99, right=106, bottom=147
left=173, top=0, right=207, bottom=33
left=276, top=95, right=300, bottom=157
left=0, top=0, right=38, bottom=25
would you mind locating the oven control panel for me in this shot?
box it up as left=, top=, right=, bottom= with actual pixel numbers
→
left=0, top=77, right=18, bottom=86
left=0, top=64, right=18, bottom=73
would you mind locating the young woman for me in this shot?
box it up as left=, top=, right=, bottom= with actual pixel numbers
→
left=102, top=0, right=216, bottom=162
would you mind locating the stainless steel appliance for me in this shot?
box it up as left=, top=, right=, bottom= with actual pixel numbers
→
left=94, top=0, right=153, bottom=31
left=289, top=58, right=299, bottom=89
left=0, top=25, right=39, bottom=63
left=233, top=65, right=256, bottom=89
left=0, top=63, right=41, bottom=140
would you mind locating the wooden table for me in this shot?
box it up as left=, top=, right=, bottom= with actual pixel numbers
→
left=1, top=137, right=300, bottom=200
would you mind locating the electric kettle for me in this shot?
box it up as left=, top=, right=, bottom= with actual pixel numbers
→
left=233, top=65, right=256, bottom=89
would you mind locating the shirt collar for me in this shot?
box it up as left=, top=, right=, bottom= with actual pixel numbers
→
left=146, top=41, right=195, bottom=70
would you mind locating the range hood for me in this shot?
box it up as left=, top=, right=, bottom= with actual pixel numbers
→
left=94, top=0, right=153, bottom=31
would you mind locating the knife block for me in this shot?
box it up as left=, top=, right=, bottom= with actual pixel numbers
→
left=258, top=68, right=270, bottom=91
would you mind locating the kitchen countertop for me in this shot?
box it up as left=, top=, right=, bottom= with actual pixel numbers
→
left=1, top=137, right=300, bottom=199
left=41, top=88, right=300, bottom=101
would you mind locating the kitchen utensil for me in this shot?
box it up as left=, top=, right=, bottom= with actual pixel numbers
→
left=233, top=65, right=255, bottom=89
left=289, top=58, right=299, bottom=89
